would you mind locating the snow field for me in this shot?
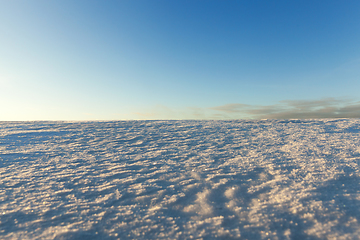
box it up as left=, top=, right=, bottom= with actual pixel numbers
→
left=1, top=119, right=360, bottom=239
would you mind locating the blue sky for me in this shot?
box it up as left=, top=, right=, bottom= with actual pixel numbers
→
left=1, top=0, right=360, bottom=120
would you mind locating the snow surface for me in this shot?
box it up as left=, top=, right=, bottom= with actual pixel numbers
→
left=1, top=119, right=360, bottom=239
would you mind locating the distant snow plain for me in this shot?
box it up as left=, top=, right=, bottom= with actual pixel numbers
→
left=1, top=119, right=360, bottom=239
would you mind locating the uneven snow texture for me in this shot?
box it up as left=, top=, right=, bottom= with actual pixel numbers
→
left=1, top=119, right=360, bottom=239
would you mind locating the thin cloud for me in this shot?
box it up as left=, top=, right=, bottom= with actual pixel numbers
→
left=128, top=98, right=360, bottom=120
left=210, top=103, right=250, bottom=113
left=211, top=98, right=360, bottom=119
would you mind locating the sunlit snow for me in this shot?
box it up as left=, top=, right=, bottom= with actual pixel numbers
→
left=1, top=120, right=360, bottom=239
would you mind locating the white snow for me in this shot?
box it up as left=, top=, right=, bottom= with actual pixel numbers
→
left=1, top=119, right=360, bottom=239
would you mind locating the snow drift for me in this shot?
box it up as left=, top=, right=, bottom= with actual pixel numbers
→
left=1, top=119, right=360, bottom=239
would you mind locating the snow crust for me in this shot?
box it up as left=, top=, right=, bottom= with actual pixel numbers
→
left=1, top=119, right=360, bottom=239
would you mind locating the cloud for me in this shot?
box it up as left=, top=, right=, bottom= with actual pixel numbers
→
left=211, top=98, right=360, bottom=119
left=128, top=98, right=360, bottom=120
left=210, top=103, right=250, bottom=113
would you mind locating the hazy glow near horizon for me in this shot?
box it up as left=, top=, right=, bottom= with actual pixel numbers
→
left=1, top=0, right=360, bottom=120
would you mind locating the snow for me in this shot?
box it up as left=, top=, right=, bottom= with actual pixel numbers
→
left=1, top=119, right=360, bottom=239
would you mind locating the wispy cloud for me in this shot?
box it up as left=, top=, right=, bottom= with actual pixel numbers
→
left=129, top=98, right=360, bottom=120
left=211, top=98, right=360, bottom=119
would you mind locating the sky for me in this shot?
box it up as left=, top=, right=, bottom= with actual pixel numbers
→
left=1, top=0, right=360, bottom=120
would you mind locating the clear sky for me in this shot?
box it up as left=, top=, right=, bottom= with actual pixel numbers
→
left=1, top=0, right=360, bottom=120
